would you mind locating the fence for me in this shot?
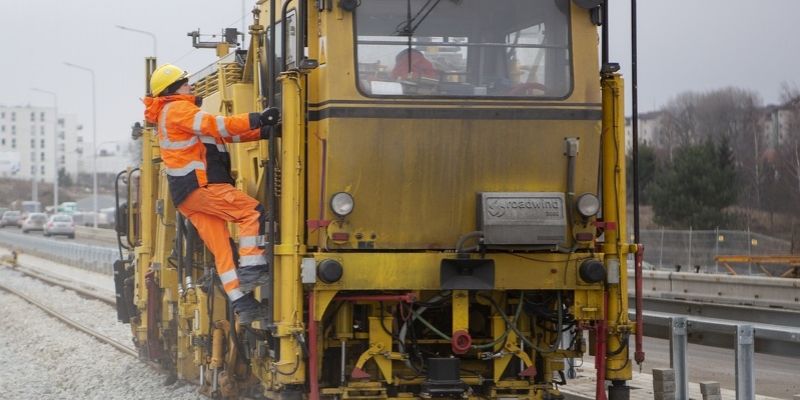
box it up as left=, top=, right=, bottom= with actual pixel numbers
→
left=639, top=228, right=792, bottom=274
left=0, top=227, right=792, bottom=277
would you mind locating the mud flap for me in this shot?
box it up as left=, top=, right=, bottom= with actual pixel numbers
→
left=113, top=259, right=136, bottom=323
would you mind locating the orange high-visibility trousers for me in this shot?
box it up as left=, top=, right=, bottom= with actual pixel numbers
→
left=177, top=183, right=266, bottom=302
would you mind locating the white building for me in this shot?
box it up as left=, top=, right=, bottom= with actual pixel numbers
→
left=762, top=105, right=795, bottom=148
left=60, top=114, right=85, bottom=181
left=93, top=140, right=137, bottom=175
left=0, top=105, right=86, bottom=183
left=0, top=105, right=136, bottom=186
left=624, top=111, right=662, bottom=154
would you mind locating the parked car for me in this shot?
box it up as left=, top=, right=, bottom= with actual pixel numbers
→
left=21, top=212, right=48, bottom=233
left=0, top=211, right=22, bottom=228
left=57, top=201, right=78, bottom=215
left=44, top=214, right=76, bottom=239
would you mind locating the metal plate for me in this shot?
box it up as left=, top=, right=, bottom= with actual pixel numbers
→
left=477, top=192, right=566, bottom=245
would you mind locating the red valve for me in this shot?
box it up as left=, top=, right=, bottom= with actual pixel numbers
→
left=451, top=330, right=472, bottom=354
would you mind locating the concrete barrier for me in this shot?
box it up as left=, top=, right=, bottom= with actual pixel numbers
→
left=633, top=270, right=800, bottom=310
left=75, top=226, right=118, bottom=246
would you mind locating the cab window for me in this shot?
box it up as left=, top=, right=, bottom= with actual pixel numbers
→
left=355, top=0, right=571, bottom=98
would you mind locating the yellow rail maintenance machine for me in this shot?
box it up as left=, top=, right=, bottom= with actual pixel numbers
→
left=114, top=1, right=644, bottom=399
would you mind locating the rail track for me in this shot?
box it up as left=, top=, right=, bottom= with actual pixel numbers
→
left=10, top=263, right=116, bottom=304
left=0, top=260, right=134, bottom=355
left=0, top=260, right=262, bottom=399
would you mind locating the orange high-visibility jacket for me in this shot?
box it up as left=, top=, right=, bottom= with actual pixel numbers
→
left=144, top=95, right=262, bottom=205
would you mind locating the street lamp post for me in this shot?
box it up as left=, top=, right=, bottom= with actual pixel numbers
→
left=31, top=88, right=59, bottom=211
left=115, top=25, right=157, bottom=58
left=31, top=115, right=38, bottom=204
left=63, top=62, right=98, bottom=228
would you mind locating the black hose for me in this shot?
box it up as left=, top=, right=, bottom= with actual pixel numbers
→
left=378, top=301, right=400, bottom=341
left=268, top=0, right=276, bottom=105
left=632, top=0, right=641, bottom=244
left=206, top=273, right=215, bottom=356
left=477, top=292, right=556, bottom=353
left=275, top=355, right=301, bottom=376
left=113, top=170, right=128, bottom=260
left=280, top=0, right=292, bottom=72
left=263, top=0, right=286, bottom=330
left=176, top=214, right=185, bottom=295
left=123, top=169, right=139, bottom=250
left=601, top=0, right=608, bottom=67
left=297, top=0, right=306, bottom=67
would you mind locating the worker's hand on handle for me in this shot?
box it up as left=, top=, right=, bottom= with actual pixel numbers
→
left=259, top=107, right=281, bottom=140
left=260, top=107, right=280, bottom=127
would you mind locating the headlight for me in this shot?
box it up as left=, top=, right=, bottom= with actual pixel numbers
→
left=330, top=192, right=354, bottom=217
left=576, top=193, right=600, bottom=218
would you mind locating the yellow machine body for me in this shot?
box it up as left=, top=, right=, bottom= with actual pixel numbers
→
left=115, top=1, right=635, bottom=399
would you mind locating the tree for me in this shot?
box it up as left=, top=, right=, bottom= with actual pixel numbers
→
left=58, top=168, right=73, bottom=187
left=775, top=84, right=800, bottom=209
left=649, top=139, right=738, bottom=228
left=659, top=89, right=763, bottom=207
left=626, top=143, right=657, bottom=204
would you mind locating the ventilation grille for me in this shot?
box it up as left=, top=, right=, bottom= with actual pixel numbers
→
left=191, top=63, right=243, bottom=99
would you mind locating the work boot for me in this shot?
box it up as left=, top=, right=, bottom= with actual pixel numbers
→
left=232, top=293, right=269, bottom=324
left=238, top=264, right=270, bottom=294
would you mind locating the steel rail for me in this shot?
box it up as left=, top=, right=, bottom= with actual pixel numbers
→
left=0, top=281, right=138, bottom=357
left=13, top=264, right=115, bottom=305
left=0, top=262, right=256, bottom=399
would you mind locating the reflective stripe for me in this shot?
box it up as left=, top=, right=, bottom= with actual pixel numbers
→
left=165, top=160, right=206, bottom=176
left=232, top=136, right=241, bottom=143
left=199, top=136, right=227, bottom=153
left=239, top=254, right=267, bottom=267
left=219, top=269, right=239, bottom=285
left=159, top=103, right=172, bottom=138
left=239, top=235, right=264, bottom=248
left=215, top=116, right=230, bottom=138
left=159, top=103, right=199, bottom=150
left=227, top=288, right=245, bottom=302
left=160, top=136, right=198, bottom=149
left=192, top=111, right=207, bottom=136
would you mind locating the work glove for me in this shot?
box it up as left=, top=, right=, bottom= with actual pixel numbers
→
left=260, top=107, right=281, bottom=127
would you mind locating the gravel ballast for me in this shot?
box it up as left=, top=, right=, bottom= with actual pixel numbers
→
left=0, top=268, right=203, bottom=399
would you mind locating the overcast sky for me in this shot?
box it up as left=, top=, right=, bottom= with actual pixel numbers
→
left=1, top=1, right=799, bottom=145
left=609, top=1, right=800, bottom=111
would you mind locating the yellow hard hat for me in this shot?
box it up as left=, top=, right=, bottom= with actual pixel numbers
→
left=150, top=64, right=188, bottom=96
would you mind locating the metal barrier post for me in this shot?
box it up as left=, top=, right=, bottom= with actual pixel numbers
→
left=688, top=226, right=693, bottom=271
left=669, top=316, right=688, bottom=400
left=659, top=227, right=664, bottom=268
left=747, top=228, right=753, bottom=275
left=714, top=227, right=720, bottom=274
left=735, top=325, right=755, bottom=400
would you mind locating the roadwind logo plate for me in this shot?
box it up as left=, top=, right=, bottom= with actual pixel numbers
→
left=486, top=197, right=562, bottom=219
left=478, top=192, right=566, bottom=246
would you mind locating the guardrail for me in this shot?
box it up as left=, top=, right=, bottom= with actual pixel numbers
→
left=633, top=306, right=800, bottom=358
left=630, top=270, right=800, bottom=359
left=0, top=230, right=117, bottom=274
left=669, top=317, right=755, bottom=399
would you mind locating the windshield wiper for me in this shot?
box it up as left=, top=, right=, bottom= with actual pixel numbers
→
left=396, top=0, right=461, bottom=37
